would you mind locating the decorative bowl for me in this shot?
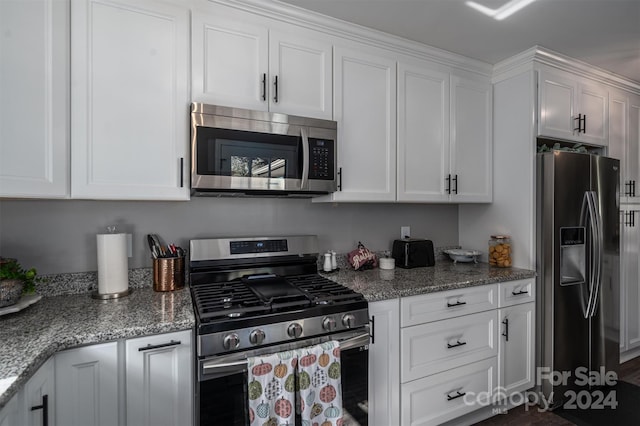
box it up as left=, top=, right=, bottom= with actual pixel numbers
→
left=444, top=249, right=482, bottom=264
left=0, top=279, right=25, bottom=307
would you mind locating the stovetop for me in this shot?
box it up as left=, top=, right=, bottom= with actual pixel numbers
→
left=191, top=273, right=367, bottom=334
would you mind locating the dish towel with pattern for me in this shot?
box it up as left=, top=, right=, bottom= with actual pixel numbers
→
left=296, top=340, right=343, bottom=425
left=247, top=351, right=297, bottom=425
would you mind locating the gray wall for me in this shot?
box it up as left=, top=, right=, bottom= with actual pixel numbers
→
left=0, top=198, right=458, bottom=274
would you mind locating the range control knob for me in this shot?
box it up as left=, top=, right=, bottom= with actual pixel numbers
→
left=287, top=322, right=303, bottom=338
left=223, top=333, right=240, bottom=350
left=249, top=329, right=266, bottom=345
left=323, top=316, right=337, bottom=331
left=342, top=313, right=357, bottom=328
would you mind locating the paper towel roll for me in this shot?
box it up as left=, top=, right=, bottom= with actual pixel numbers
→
left=97, top=233, right=129, bottom=295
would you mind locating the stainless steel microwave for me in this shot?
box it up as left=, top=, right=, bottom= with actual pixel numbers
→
left=190, top=103, right=337, bottom=196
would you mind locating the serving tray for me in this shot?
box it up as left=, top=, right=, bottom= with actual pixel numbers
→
left=0, top=294, right=42, bottom=316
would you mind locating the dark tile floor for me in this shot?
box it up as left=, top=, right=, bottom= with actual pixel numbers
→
left=473, top=356, right=640, bottom=426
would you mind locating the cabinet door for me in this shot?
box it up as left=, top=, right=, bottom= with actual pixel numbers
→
left=268, top=29, right=332, bottom=119
left=126, top=330, right=192, bottom=426
left=0, top=0, right=69, bottom=198
left=622, top=209, right=640, bottom=351
left=368, top=299, right=400, bottom=426
left=23, top=358, right=55, bottom=426
left=55, top=342, right=119, bottom=426
left=71, top=0, right=189, bottom=200
left=628, top=94, right=640, bottom=201
left=397, top=62, right=449, bottom=202
left=538, top=69, right=577, bottom=141
left=609, top=89, right=628, bottom=200
left=498, top=302, right=535, bottom=396
left=0, top=394, right=19, bottom=426
left=328, top=46, right=397, bottom=202
left=578, top=81, right=608, bottom=145
left=450, top=75, right=492, bottom=202
left=191, top=12, right=268, bottom=111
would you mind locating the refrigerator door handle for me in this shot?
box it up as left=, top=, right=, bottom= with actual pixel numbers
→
left=580, top=191, right=598, bottom=319
left=588, top=191, right=604, bottom=318
left=581, top=191, right=602, bottom=318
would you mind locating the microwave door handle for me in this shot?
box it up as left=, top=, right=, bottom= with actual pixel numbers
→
left=301, top=128, right=309, bottom=190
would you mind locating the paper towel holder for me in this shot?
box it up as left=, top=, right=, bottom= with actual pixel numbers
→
left=92, top=225, right=133, bottom=300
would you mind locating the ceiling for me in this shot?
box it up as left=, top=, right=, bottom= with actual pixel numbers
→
left=278, top=0, right=640, bottom=83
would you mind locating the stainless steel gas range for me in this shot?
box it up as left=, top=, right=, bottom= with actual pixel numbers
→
left=189, top=235, right=370, bottom=425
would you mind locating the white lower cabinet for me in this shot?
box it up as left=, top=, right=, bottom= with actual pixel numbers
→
left=0, top=394, right=19, bottom=426
left=24, top=357, right=55, bottom=426
left=55, top=342, right=119, bottom=426
left=125, top=330, right=193, bottom=426
left=369, top=279, right=535, bottom=425
left=498, top=302, right=535, bottom=396
left=0, top=330, right=194, bottom=426
left=368, top=299, right=401, bottom=426
left=0, top=358, right=55, bottom=426
left=401, top=357, right=497, bottom=426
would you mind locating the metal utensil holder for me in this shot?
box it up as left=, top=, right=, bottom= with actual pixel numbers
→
left=153, top=256, right=185, bottom=292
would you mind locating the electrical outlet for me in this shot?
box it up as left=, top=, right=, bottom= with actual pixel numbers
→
left=401, top=226, right=411, bottom=239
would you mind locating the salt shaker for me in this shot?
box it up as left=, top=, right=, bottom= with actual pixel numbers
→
left=323, top=252, right=332, bottom=272
left=330, top=251, right=337, bottom=270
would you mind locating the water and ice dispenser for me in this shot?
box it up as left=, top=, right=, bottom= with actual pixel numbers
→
left=560, top=227, right=586, bottom=285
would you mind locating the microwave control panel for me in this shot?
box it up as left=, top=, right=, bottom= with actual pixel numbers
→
left=308, top=138, right=335, bottom=180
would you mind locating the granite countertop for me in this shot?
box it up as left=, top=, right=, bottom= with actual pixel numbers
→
left=0, top=283, right=194, bottom=410
left=322, top=260, right=536, bottom=302
left=0, top=258, right=534, bottom=410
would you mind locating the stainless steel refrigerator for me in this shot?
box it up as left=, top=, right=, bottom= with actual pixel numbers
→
left=536, top=150, right=620, bottom=407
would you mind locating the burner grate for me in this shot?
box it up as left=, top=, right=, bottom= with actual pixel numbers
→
left=192, top=280, right=270, bottom=320
left=289, top=274, right=364, bottom=304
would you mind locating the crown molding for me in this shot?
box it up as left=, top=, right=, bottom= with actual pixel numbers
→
left=494, top=45, right=640, bottom=93
left=207, top=0, right=493, bottom=77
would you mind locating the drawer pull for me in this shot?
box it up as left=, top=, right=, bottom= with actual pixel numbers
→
left=502, top=318, right=509, bottom=342
left=446, top=390, right=466, bottom=401
left=447, top=339, right=467, bottom=349
left=446, top=300, right=466, bottom=308
left=138, top=340, right=181, bottom=352
left=512, top=289, right=528, bottom=296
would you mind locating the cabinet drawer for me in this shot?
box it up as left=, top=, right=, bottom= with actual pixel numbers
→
left=401, top=310, right=497, bottom=382
left=498, top=278, right=535, bottom=307
left=401, top=357, right=497, bottom=426
left=401, top=284, right=497, bottom=326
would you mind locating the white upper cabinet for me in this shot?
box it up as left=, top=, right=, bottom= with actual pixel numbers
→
left=192, top=9, right=332, bottom=119
left=608, top=90, right=640, bottom=202
left=71, top=0, right=190, bottom=200
left=323, top=46, right=397, bottom=202
left=397, top=62, right=450, bottom=202
left=538, top=66, right=608, bottom=146
left=0, top=0, right=69, bottom=198
left=397, top=65, right=491, bottom=203
left=450, top=74, right=493, bottom=202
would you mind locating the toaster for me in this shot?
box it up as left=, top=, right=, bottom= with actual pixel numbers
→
left=392, top=238, right=435, bottom=269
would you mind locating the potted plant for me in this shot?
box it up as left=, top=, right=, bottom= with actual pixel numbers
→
left=0, top=257, right=39, bottom=307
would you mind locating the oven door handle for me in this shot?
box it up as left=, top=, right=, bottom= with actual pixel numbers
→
left=201, top=331, right=369, bottom=375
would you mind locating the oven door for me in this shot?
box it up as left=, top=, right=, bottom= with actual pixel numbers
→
left=196, top=329, right=369, bottom=426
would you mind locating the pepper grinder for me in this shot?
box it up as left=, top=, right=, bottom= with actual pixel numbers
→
left=323, top=252, right=332, bottom=272
left=330, top=251, right=337, bottom=270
